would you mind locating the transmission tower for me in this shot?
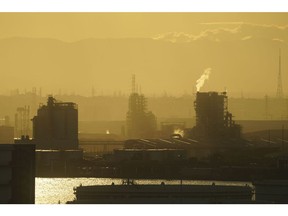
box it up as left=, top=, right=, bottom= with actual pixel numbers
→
left=276, top=49, right=283, bottom=98
left=131, top=74, right=136, bottom=93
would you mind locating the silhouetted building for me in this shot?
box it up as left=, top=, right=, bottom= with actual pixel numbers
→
left=32, top=96, right=78, bottom=149
left=126, top=92, right=157, bottom=138
left=36, top=149, right=83, bottom=176
left=254, top=180, right=288, bottom=203
left=114, top=149, right=187, bottom=162
left=0, top=144, right=35, bottom=204
left=190, top=92, right=241, bottom=140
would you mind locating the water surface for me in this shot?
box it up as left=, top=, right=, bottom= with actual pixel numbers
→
left=35, top=178, right=252, bottom=204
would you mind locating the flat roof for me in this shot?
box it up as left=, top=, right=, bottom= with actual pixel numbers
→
left=115, top=149, right=185, bottom=152
left=0, top=143, right=35, bottom=150
left=36, top=149, right=82, bottom=152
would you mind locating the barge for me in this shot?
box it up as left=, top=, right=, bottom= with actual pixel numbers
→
left=67, top=179, right=253, bottom=204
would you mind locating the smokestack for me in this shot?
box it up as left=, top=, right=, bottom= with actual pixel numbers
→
left=196, top=68, right=212, bottom=92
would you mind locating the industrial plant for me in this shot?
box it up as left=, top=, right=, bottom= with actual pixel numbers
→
left=13, top=96, right=83, bottom=177
left=1, top=73, right=288, bottom=204
left=126, top=75, right=157, bottom=139
left=0, top=54, right=287, bottom=203
left=189, top=91, right=242, bottom=141
left=32, top=96, right=79, bottom=150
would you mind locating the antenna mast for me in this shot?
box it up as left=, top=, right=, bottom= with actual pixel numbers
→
left=132, top=74, right=136, bottom=94
left=276, top=48, right=283, bottom=98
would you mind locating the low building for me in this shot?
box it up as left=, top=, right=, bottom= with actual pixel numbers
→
left=0, top=144, right=35, bottom=204
left=36, top=149, right=83, bottom=176
left=254, top=180, right=288, bottom=203
left=114, top=149, right=187, bottom=162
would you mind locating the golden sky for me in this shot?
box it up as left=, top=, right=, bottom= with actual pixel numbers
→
left=0, top=13, right=287, bottom=97
left=0, top=13, right=287, bottom=41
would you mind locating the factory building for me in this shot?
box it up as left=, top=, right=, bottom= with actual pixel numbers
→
left=190, top=92, right=241, bottom=140
left=32, top=96, right=78, bottom=150
left=0, top=144, right=35, bottom=204
left=114, top=149, right=187, bottom=162
left=36, top=149, right=83, bottom=176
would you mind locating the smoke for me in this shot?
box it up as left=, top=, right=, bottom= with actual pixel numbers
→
left=196, top=68, right=212, bottom=91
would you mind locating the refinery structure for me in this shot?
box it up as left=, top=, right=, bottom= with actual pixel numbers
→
left=14, top=96, right=84, bottom=177
left=1, top=62, right=287, bottom=181
left=126, top=75, right=157, bottom=139
left=190, top=91, right=241, bottom=140
left=2, top=69, right=288, bottom=204
left=32, top=96, right=79, bottom=150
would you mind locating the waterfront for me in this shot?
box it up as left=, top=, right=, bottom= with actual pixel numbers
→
left=35, top=178, right=252, bottom=204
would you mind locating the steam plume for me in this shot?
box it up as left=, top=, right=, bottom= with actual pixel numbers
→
left=196, top=68, right=211, bottom=91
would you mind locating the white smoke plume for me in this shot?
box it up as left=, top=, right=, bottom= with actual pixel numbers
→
left=196, top=68, right=212, bottom=91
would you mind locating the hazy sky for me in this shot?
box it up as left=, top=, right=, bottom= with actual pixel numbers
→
left=0, top=13, right=288, bottom=97
left=0, top=13, right=287, bottom=41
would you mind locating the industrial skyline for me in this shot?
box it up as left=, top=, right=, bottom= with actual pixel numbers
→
left=2, top=10, right=288, bottom=207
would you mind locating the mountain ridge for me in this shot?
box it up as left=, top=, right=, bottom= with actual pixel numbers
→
left=0, top=36, right=287, bottom=97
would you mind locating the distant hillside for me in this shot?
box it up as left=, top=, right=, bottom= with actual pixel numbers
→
left=0, top=36, right=287, bottom=96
